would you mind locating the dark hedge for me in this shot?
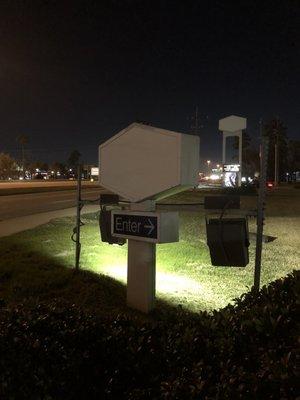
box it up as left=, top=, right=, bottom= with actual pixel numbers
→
left=0, top=271, right=299, bottom=400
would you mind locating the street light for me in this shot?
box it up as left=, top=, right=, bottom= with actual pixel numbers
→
left=206, top=160, right=211, bottom=174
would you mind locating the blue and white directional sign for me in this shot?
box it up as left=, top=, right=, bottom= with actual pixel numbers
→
left=113, top=213, right=158, bottom=240
left=111, top=210, right=179, bottom=244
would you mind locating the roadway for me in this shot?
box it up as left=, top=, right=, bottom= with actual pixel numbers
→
left=0, top=186, right=106, bottom=221
left=0, top=180, right=84, bottom=189
left=1, top=180, right=298, bottom=237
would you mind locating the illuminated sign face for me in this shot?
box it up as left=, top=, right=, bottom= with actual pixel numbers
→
left=224, top=172, right=237, bottom=187
left=223, top=164, right=240, bottom=187
left=91, top=167, right=99, bottom=176
left=223, top=164, right=240, bottom=172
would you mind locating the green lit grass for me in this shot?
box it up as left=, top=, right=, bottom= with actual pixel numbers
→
left=0, top=189, right=299, bottom=313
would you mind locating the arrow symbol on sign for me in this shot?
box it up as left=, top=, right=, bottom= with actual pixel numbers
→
left=144, top=219, right=154, bottom=235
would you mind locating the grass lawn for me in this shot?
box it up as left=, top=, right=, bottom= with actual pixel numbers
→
left=0, top=188, right=299, bottom=314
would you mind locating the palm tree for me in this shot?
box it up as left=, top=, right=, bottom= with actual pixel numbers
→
left=263, top=118, right=288, bottom=184
left=16, top=134, right=28, bottom=175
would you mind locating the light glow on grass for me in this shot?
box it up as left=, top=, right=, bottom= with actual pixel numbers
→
left=99, top=263, right=217, bottom=309
left=1, top=194, right=299, bottom=313
left=74, top=209, right=300, bottom=311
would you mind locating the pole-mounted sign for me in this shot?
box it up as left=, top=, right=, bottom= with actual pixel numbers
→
left=99, top=122, right=200, bottom=313
left=219, top=115, right=246, bottom=187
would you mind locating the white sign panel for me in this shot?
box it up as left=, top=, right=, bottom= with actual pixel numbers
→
left=223, top=164, right=240, bottom=172
left=219, top=115, right=247, bottom=132
left=99, top=123, right=199, bottom=202
left=91, top=167, right=99, bottom=176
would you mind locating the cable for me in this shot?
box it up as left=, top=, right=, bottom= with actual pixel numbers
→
left=80, top=197, right=101, bottom=204
left=71, top=204, right=85, bottom=243
left=219, top=200, right=233, bottom=220
left=219, top=201, right=234, bottom=265
left=119, top=201, right=204, bottom=206
left=157, top=202, right=204, bottom=206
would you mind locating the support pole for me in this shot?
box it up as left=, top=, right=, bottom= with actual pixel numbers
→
left=238, top=130, right=242, bottom=187
left=126, top=200, right=156, bottom=313
left=127, top=239, right=156, bottom=313
left=222, top=133, right=226, bottom=164
left=274, top=142, right=278, bottom=187
left=75, top=164, right=82, bottom=271
left=254, top=131, right=269, bottom=292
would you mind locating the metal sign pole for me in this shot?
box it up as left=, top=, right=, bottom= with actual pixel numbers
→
left=254, top=127, right=269, bottom=292
left=238, top=130, right=242, bottom=187
left=75, top=164, right=82, bottom=271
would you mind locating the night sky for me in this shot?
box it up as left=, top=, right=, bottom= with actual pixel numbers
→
left=1, top=0, right=299, bottom=165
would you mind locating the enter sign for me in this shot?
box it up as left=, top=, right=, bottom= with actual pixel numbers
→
left=111, top=210, right=179, bottom=244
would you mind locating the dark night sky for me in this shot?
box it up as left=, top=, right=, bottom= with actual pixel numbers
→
left=0, top=0, right=299, bottom=165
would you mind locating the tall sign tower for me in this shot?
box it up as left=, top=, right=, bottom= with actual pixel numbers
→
left=219, top=115, right=247, bottom=187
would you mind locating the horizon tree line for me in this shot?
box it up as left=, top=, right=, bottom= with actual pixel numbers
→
left=0, top=118, right=299, bottom=180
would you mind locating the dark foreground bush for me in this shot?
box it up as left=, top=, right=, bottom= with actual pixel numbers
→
left=0, top=271, right=299, bottom=400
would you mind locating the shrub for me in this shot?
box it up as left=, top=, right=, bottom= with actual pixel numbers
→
left=0, top=271, right=299, bottom=399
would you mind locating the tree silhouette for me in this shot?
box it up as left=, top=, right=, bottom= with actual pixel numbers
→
left=288, top=140, right=300, bottom=175
left=263, top=118, right=288, bottom=181
left=232, top=131, right=259, bottom=176
left=0, top=153, right=17, bottom=179
left=67, top=150, right=81, bottom=168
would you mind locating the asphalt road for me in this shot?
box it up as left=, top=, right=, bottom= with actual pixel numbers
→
left=0, top=187, right=106, bottom=221
left=0, top=180, right=95, bottom=189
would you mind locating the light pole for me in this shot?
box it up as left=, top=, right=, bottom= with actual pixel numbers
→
left=274, top=129, right=279, bottom=187
left=206, top=160, right=211, bottom=175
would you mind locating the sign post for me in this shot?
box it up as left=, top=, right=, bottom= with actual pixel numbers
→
left=111, top=208, right=179, bottom=312
left=99, top=123, right=199, bottom=312
left=127, top=240, right=156, bottom=312
left=75, top=164, right=82, bottom=271
left=219, top=115, right=247, bottom=187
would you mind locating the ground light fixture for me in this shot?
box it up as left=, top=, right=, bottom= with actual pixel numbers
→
left=98, top=194, right=126, bottom=245
left=206, top=217, right=250, bottom=267
left=99, top=208, right=126, bottom=245
left=204, top=195, right=250, bottom=267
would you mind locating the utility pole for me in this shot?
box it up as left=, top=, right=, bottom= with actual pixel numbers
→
left=254, top=120, right=269, bottom=292
left=190, top=106, right=202, bottom=170
left=195, top=106, right=199, bottom=136
left=191, top=106, right=200, bottom=136
left=274, top=142, right=278, bottom=186
left=75, top=164, right=82, bottom=271
left=274, top=119, right=279, bottom=186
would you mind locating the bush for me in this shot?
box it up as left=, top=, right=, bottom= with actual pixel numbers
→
left=0, top=271, right=299, bottom=399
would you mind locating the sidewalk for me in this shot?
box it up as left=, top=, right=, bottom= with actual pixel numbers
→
left=0, top=205, right=99, bottom=238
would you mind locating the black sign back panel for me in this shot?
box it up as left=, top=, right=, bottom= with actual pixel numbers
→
left=113, top=214, right=158, bottom=240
